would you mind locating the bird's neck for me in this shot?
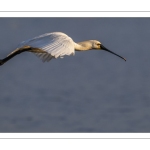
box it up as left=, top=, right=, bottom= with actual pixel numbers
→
left=74, top=41, right=93, bottom=51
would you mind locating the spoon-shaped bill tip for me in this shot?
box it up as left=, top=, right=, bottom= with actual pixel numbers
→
left=123, top=57, right=126, bottom=61
left=101, top=44, right=126, bottom=61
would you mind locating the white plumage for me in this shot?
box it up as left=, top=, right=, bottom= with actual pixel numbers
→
left=18, top=32, right=75, bottom=62
left=0, top=32, right=126, bottom=66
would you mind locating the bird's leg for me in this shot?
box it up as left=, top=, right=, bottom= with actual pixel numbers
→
left=0, top=46, right=32, bottom=66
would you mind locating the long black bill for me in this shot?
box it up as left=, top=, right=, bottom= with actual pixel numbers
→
left=101, top=44, right=126, bottom=61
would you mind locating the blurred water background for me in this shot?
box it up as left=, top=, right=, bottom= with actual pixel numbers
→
left=0, top=18, right=150, bottom=132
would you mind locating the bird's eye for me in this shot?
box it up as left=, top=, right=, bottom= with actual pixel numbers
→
left=97, top=43, right=100, bottom=46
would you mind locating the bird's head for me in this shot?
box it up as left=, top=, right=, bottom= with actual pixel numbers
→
left=92, top=40, right=126, bottom=61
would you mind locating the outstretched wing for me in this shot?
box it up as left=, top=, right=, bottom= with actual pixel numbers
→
left=18, top=32, right=75, bottom=62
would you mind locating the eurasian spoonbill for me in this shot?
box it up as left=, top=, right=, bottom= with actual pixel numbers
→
left=0, top=32, right=126, bottom=66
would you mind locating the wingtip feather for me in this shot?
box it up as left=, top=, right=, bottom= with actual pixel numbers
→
left=0, top=59, right=4, bottom=66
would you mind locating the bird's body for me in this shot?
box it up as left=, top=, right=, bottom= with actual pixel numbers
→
left=0, top=32, right=126, bottom=66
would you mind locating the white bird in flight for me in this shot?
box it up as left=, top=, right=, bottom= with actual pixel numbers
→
left=0, top=32, right=126, bottom=66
